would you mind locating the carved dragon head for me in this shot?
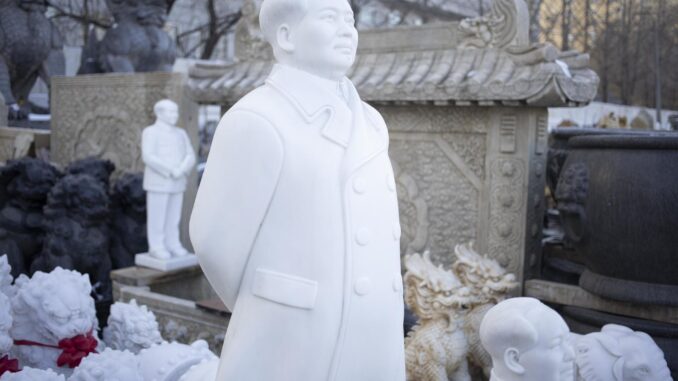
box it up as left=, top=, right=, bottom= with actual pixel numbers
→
left=403, top=251, right=475, bottom=321
left=452, top=243, right=518, bottom=306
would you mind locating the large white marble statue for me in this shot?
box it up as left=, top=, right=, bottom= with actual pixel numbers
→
left=141, top=99, right=196, bottom=263
left=574, top=324, right=672, bottom=381
left=480, top=297, right=575, bottom=381
left=9, top=268, right=98, bottom=377
left=189, top=0, right=406, bottom=379
left=103, top=299, right=163, bottom=354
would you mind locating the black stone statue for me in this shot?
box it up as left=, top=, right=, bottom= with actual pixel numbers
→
left=109, top=173, right=147, bottom=269
left=0, top=157, right=61, bottom=277
left=0, top=0, right=65, bottom=120
left=78, top=0, right=176, bottom=74
left=30, top=174, right=113, bottom=302
left=66, top=157, right=116, bottom=189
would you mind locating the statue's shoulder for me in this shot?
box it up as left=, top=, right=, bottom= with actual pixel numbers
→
left=226, top=84, right=289, bottom=122
left=362, top=101, right=386, bottom=127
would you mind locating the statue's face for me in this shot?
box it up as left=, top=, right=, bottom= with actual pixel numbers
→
left=287, top=0, right=357, bottom=80
left=156, top=103, right=179, bottom=126
left=519, top=312, right=575, bottom=381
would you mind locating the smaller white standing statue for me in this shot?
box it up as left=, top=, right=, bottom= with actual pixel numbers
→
left=480, top=297, right=575, bottom=381
left=0, top=367, right=65, bottom=381
left=69, top=348, right=144, bottom=381
left=103, top=299, right=163, bottom=354
left=137, top=99, right=197, bottom=271
left=574, top=324, right=672, bottom=381
left=9, top=268, right=98, bottom=377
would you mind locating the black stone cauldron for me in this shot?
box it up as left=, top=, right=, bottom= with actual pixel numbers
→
left=557, top=133, right=678, bottom=305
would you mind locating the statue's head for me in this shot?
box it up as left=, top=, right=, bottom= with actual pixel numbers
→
left=154, top=99, right=179, bottom=126
left=480, top=297, right=575, bottom=381
left=259, top=0, right=358, bottom=81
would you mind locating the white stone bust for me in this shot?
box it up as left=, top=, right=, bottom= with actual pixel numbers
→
left=574, top=324, right=672, bottom=381
left=480, top=297, right=575, bottom=381
left=190, top=0, right=406, bottom=379
left=142, top=99, right=196, bottom=260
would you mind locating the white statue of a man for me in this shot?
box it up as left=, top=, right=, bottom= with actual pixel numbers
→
left=480, top=297, right=575, bottom=381
left=142, top=99, right=196, bottom=260
left=190, top=0, right=406, bottom=379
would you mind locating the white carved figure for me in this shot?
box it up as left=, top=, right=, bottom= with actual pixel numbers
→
left=0, top=367, right=65, bottom=381
left=574, top=324, right=672, bottom=381
left=9, top=268, right=98, bottom=377
left=69, top=348, right=143, bottom=381
left=190, top=0, right=406, bottom=379
left=480, top=297, right=575, bottom=381
left=0, top=256, right=14, bottom=298
left=137, top=340, right=217, bottom=381
left=103, top=299, right=163, bottom=354
left=142, top=99, right=196, bottom=260
left=403, top=244, right=518, bottom=381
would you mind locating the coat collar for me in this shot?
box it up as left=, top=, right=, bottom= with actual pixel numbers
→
left=265, top=64, right=379, bottom=148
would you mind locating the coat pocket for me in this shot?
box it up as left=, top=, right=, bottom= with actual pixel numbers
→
left=251, top=268, right=318, bottom=310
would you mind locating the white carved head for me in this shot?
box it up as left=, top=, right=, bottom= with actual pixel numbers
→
left=259, top=0, right=358, bottom=80
left=103, top=299, right=163, bottom=354
left=0, top=367, right=66, bottom=381
left=11, top=267, right=96, bottom=341
left=69, top=348, right=143, bottom=381
left=452, top=243, right=518, bottom=305
left=480, top=297, right=575, bottom=381
left=137, top=340, right=217, bottom=381
left=575, top=324, right=672, bottom=381
left=154, top=99, right=179, bottom=126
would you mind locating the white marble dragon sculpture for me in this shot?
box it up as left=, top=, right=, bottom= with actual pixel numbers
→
left=103, top=299, right=163, bottom=354
left=404, top=243, right=518, bottom=381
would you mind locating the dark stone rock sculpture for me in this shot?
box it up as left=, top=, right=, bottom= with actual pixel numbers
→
left=0, top=157, right=61, bottom=277
left=109, top=173, right=147, bottom=269
left=78, top=0, right=176, bottom=74
left=66, top=157, right=116, bottom=189
left=30, top=174, right=113, bottom=303
left=0, top=0, right=65, bottom=120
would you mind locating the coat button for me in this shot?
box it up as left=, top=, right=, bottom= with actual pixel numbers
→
left=355, top=228, right=370, bottom=246
left=386, top=174, right=396, bottom=192
left=353, top=177, right=367, bottom=194
left=354, top=277, right=372, bottom=296
left=393, top=224, right=401, bottom=241
left=392, top=276, right=403, bottom=292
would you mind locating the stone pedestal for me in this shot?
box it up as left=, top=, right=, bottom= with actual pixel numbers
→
left=135, top=253, right=199, bottom=272
left=51, top=72, right=200, bottom=251
left=384, top=106, right=548, bottom=282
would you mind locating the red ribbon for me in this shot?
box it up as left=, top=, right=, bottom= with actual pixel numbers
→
left=14, top=330, right=98, bottom=368
left=0, top=355, right=19, bottom=376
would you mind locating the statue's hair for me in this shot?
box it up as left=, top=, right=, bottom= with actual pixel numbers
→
left=259, top=0, right=308, bottom=46
left=479, top=297, right=558, bottom=358
left=153, top=99, right=178, bottom=116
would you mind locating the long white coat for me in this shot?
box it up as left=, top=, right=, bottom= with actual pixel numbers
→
left=190, top=64, right=406, bottom=381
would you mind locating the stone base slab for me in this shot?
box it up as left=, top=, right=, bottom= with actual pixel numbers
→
left=135, top=253, right=199, bottom=272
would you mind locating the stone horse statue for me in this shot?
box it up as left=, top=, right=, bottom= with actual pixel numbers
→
left=0, top=0, right=65, bottom=120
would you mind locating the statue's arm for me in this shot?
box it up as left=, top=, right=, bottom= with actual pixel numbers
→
left=178, top=129, right=197, bottom=176
left=189, top=109, right=284, bottom=311
left=141, top=128, right=173, bottom=177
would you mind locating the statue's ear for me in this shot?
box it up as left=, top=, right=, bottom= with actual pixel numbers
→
left=276, top=24, right=295, bottom=53
left=504, top=348, right=525, bottom=375
left=595, top=334, right=623, bottom=357
left=612, top=357, right=625, bottom=381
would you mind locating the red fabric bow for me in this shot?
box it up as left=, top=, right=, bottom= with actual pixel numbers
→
left=14, top=330, right=98, bottom=368
left=0, top=355, right=19, bottom=376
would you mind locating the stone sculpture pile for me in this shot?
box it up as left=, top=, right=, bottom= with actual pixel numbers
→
left=403, top=245, right=674, bottom=381
left=0, top=256, right=217, bottom=381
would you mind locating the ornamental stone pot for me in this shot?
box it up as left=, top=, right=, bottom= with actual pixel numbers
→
left=556, top=133, right=678, bottom=306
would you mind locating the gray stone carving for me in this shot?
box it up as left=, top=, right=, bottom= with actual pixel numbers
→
left=0, top=0, right=65, bottom=120
left=79, top=0, right=176, bottom=74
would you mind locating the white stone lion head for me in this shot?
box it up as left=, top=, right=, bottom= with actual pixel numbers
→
left=69, top=348, right=143, bottom=381
left=103, top=299, right=163, bottom=354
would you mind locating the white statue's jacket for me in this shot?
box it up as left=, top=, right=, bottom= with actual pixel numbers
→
left=190, top=64, right=406, bottom=380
